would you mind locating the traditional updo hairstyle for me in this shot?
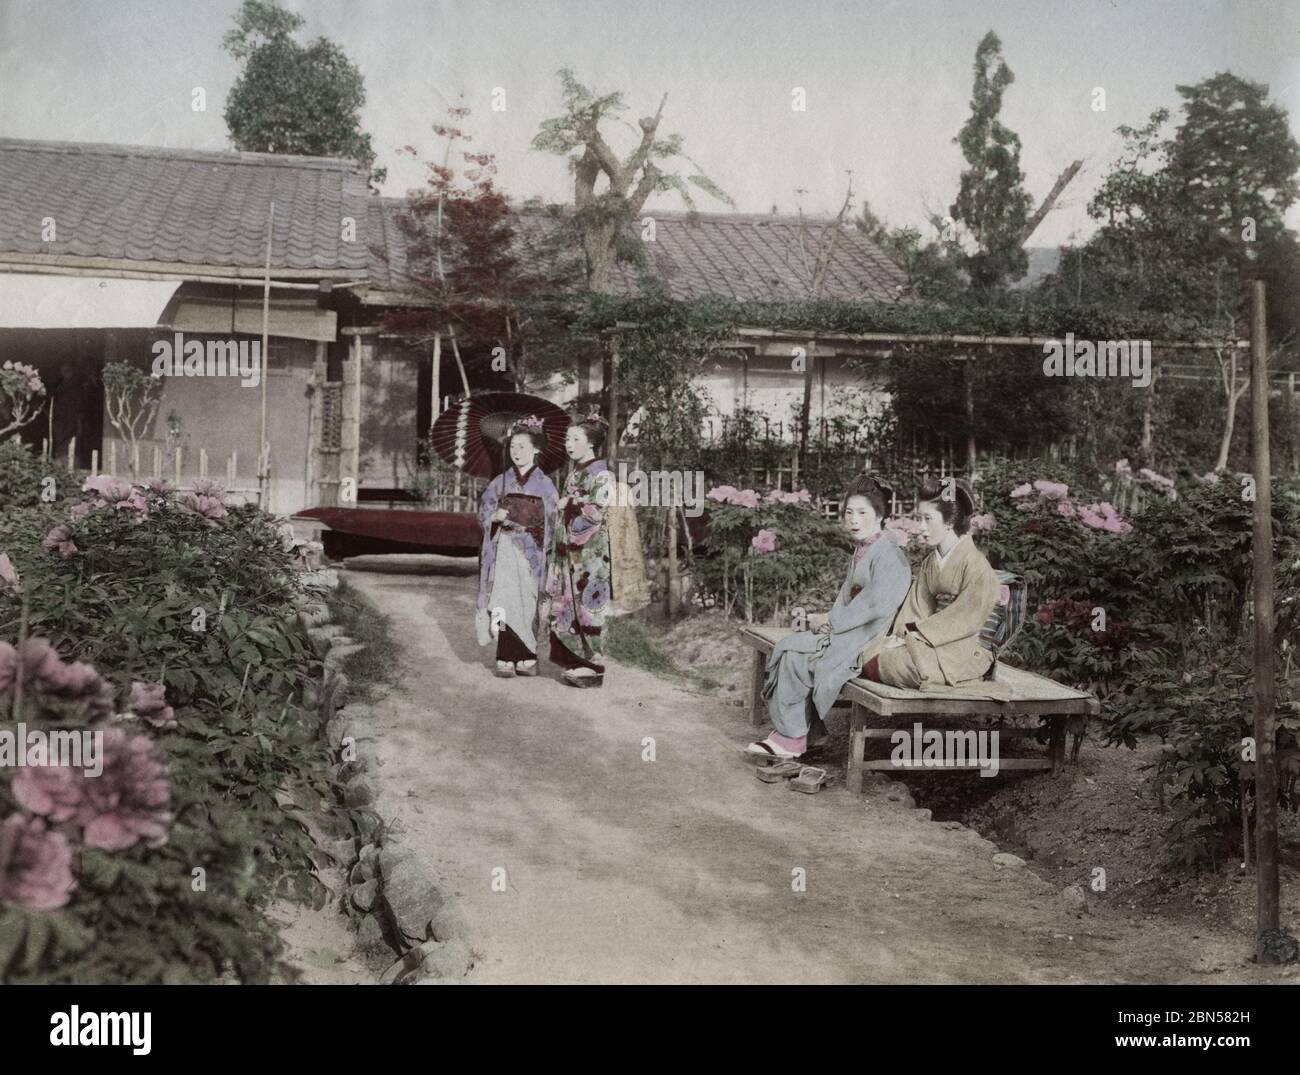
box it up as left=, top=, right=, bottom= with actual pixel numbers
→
left=505, top=416, right=546, bottom=456
left=841, top=474, right=892, bottom=521
left=915, top=476, right=977, bottom=535
left=569, top=412, right=608, bottom=455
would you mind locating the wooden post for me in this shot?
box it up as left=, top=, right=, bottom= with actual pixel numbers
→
left=1249, top=280, right=1280, bottom=960
left=231, top=450, right=238, bottom=487
left=199, top=448, right=208, bottom=479
left=174, top=447, right=181, bottom=488
left=91, top=448, right=99, bottom=476
left=66, top=437, right=75, bottom=471
left=431, top=336, right=441, bottom=419
left=963, top=356, right=978, bottom=479
left=605, top=335, right=620, bottom=465
left=131, top=443, right=140, bottom=478
left=259, top=201, right=274, bottom=504
left=107, top=440, right=116, bottom=476
left=151, top=445, right=161, bottom=479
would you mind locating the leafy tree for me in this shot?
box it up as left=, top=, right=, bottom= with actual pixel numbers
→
left=532, top=68, right=732, bottom=293
left=222, top=0, right=386, bottom=188
left=1041, top=72, right=1300, bottom=472
left=949, top=31, right=1034, bottom=293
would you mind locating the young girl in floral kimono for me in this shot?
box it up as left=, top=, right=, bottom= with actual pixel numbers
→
left=476, top=417, right=559, bottom=677
left=860, top=477, right=1009, bottom=700
left=545, top=415, right=613, bottom=688
left=745, top=476, right=912, bottom=761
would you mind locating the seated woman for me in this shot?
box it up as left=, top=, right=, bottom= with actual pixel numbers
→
left=746, top=475, right=912, bottom=761
left=860, top=477, right=1010, bottom=700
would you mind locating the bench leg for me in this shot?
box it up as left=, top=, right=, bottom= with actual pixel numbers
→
left=749, top=648, right=767, bottom=728
left=846, top=703, right=867, bottom=795
left=1049, top=718, right=1066, bottom=774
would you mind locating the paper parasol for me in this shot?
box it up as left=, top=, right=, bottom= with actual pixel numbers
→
left=430, top=392, right=571, bottom=479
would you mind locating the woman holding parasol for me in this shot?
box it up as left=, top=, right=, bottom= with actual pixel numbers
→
left=475, top=415, right=560, bottom=676
left=545, top=413, right=614, bottom=687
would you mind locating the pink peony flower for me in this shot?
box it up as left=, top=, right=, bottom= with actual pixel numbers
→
left=143, top=478, right=173, bottom=497
left=886, top=517, right=922, bottom=548
left=190, top=478, right=226, bottom=500
left=1056, top=499, right=1078, bottom=518
left=74, top=728, right=172, bottom=852
left=0, top=815, right=75, bottom=912
left=1114, top=459, right=1132, bottom=476
left=2, top=638, right=115, bottom=719
left=128, top=681, right=176, bottom=729
left=81, top=475, right=131, bottom=500
left=0, top=551, right=19, bottom=591
left=969, top=512, right=996, bottom=533
left=41, top=525, right=78, bottom=559
left=751, top=528, right=778, bottom=553
left=996, top=584, right=1011, bottom=607
left=13, top=764, right=84, bottom=822
left=180, top=492, right=227, bottom=521
left=68, top=501, right=95, bottom=520
left=1009, top=483, right=1033, bottom=498
left=705, top=484, right=739, bottom=504
left=1032, top=479, right=1070, bottom=501
left=1138, top=467, right=1176, bottom=496
left=731, top=489, right=762, bottom=508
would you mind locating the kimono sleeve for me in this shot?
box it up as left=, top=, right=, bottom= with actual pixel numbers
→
left=911, top=554, right=998, bottom=649
left=828, top=540, right=912, bottom=635
left=479, top=474, right=503, bottom=533
left=570, top=468, right=613, bottom=540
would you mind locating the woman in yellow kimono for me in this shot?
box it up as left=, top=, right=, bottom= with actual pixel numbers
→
left=861, top=478, right=1010, bottom=700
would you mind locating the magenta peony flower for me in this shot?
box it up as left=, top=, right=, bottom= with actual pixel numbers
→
left=1009, top=483, right=1033, bottom=498
left=0, top=815, right=75, bottom=912
left=12, top=764, right=83, bottom=822
left=969, top=512, right=996, bottom=532
left=1032, top=479, right=1069, bottom=501
left=128, top=681, right=176, bottom=729
left=0, top=551, right=19, bottom=591
left=751, top=528, right=778, bottom=553
left=75, top=728, right=172, bottom=851
left=41, top=525, right=78, bottom=559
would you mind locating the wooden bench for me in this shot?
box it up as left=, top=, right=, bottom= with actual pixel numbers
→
left=739, top=625, right=1100, bottom=794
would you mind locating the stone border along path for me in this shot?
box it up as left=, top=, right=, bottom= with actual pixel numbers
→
left=317, top=554, right=1285, bottom=985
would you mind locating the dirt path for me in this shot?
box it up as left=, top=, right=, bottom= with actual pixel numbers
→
left=344, top=557, right=1282, bottom=985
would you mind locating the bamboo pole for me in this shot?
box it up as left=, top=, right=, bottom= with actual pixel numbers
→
left=1249, top=280, right=1280, bottom=960
left=259, top=201, right=274, bottom=504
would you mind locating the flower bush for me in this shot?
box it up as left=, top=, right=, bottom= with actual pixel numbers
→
left=696, top=486, right=847, bottom=622
left=975, top=453, right=1300, bottom=866
left=0, top=458, right=338, bottom=983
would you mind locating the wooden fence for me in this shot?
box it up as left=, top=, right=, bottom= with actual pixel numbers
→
left=40, top=436, right=264, bottom=505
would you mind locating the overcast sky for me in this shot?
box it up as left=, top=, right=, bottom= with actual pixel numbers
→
left=2, top=0, right=1298, bottom=246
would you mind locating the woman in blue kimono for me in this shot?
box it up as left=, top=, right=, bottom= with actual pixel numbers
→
left=476, top=416, right=559, bottom=677
left=746, top=475, right=912, bottom=760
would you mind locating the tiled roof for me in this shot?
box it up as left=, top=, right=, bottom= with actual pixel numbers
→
left=367, top=200, right=913, bottom=304
left=0, top=138, right=371, bottom=275
left=0, top=138, right=911, bottom=302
